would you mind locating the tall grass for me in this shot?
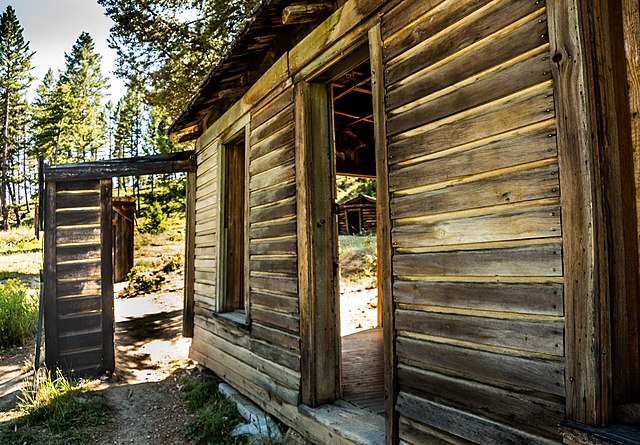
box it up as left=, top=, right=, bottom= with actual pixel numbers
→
left=0, top=368, right=110, bottom=444
left=0, top=279, right=38, bottom=349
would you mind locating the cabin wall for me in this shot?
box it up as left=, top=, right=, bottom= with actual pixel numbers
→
left=380, top=0, right=565, bottom=443
left=190, top=0, right=571, bottom=443
left=190, top=67, right=301, bottom=407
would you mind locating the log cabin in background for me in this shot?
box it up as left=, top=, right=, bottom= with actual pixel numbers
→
left=338, top=194, right=376, bottom=235
left=39, top=0, right=640, bottom=443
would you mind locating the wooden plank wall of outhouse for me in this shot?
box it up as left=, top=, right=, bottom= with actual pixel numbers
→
left=381, top=0, right=565, bottom=443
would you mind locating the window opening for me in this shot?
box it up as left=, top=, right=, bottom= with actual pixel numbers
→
left=221, top=133, right=246, bottom=318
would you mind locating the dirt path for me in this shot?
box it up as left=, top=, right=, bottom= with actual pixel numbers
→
left=92, top=272, right=194, bottom=445
left=0, top=271, right=195, bottom=444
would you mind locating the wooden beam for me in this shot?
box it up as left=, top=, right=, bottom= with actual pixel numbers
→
left=100, top=179, right=115, bottom=373
left=370, top=23, right=397, bottom=445
left=183, top=171, right=196, bottom=337
left=44, top=151, right=196, bottom=181
left=282, top=3, right=333, bottom=25
left=296, top=81, right=340, bottom=406
left=547, top=0, right=640, bottom=426
left=43, top=181, right=58, bottom=371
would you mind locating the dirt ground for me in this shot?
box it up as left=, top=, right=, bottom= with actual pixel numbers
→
left=0, top=269, right=195, bottom=445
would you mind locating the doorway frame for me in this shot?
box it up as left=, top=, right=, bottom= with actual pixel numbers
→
left=296, top=23, right=395, bottom=441
left=42, top=151, right=197, bottom=375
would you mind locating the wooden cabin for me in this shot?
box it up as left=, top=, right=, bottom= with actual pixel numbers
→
left=167, top=0, right=640, bottom=443
left=338, top=194, right=376, bottom=235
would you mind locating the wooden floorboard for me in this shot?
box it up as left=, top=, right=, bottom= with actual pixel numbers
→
left=341, top=327, right=385, bottom=415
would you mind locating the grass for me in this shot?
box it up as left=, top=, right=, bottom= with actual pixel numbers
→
left=179, top=373, right=249, bottom=445
left=0, top=226, right=41, bottom=256
left=0, top=279, right=38, bottom=350
left=338, top=234, right=377, bottom=284
left=0, top=369, right=111, bottom=445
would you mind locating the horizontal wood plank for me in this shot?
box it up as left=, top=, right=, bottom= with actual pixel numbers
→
left=250, top=162, right=295, bottom=192
left=388, top=120, right=557, bottom=190
left=392, top=201, right=561, bottom=248
left=389, top=82, right=555, bottom=165
left=387, top=46, right=552, bottom=136
left=249, top=197, right=296, bottom=224
left=396, top=336, right=564, bottom=396
left=396, top=309, right=563, bottom=356
left=56, top=260, right=101, bottom=280
left=393, top=243, right=563, bottom=277
left=56, top=243, right=101, bottom=263
left=398, top=364, right=564, bottom=441
left=386, top=11, right=549, bottom=111
left=397, top=392, right=558, bottom=444
left=56, top=192, right=100, bottom=209
left=250, top=181, right=296, bottom=209
left=250, top=218, right=297, bottom=239
left=57, top=226, right=100, bottom=244
left=394, top=280, right=563, bottom=316
left=385, top=1, right=543, bottom=85
left=56, top=209, right=100, bottom=226
left=57, top=295, right=102, bottom=315
left=250, top=273, right=298, bottom=295
left=251, top=306, right=300, bottom=333
left=250, top=257, right=297, bottom=274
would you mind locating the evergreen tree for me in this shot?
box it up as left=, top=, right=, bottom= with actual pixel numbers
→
left=58, top=32, right=108, bottom=163
left=98, top=0, right=256, bottom=120
left=0, top=6, right=33, bottom=229
left=30, top=69, right=63, bottom=162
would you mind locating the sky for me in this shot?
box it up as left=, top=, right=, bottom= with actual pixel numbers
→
left=0, top=0, right=126, bottom=102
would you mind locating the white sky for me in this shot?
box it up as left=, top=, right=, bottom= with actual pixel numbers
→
left=0, top=0, right=126, bottom=102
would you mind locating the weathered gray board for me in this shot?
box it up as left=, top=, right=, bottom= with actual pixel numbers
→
left=44, top=179, right=114, bottom=376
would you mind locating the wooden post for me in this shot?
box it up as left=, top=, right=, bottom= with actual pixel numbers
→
left=370, top=22, right=397, bottom=445
left=296, top=81, right=340, bottom=406
left=100, top=179, right=115, bottom=373
left=548, top=0, right=640, bottom=426
left=43, top=181, right=58, bottom=370
left=183, top=171, right=196, bottom=337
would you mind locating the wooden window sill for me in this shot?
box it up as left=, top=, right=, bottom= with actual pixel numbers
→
left=213, top=311, right=250, bottom=331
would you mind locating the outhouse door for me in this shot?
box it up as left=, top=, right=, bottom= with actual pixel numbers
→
left=43, top=178, right=114, bottom=376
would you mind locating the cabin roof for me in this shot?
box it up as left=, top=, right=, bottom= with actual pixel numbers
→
left=170, top=0, right=333, bottom=137
left=339, top=194, right=376, bottom=207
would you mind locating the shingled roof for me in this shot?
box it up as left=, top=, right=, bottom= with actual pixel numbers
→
left=170, top=0, right=334, bottom=137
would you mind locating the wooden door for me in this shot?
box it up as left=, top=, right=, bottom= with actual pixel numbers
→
left=44, top=178, right=114, bottom=376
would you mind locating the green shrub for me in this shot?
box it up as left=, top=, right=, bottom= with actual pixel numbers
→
left=141, top=201, right=167, bottom=234
left=0, top=279, right=38, bottom=349
left=120, top=265, right=165, bottom=298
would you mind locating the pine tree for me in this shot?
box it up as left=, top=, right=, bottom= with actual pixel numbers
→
left=98, top=0, right=256, bottom=119
left=58, top=32, right=108, bottom=163
left=0, top=6, right=33, bottom=229
left=30, top=69, right=63, bottom=162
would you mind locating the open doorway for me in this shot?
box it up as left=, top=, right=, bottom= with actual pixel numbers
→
left=331, top=59, right=384, bottom=415
left=111, top=173, right=191, bottom=381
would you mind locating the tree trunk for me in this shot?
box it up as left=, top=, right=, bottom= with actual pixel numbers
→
left=23, top=148, right=30, bottom=213
left=1, top=89, right=10, bottom=230
left=8, top=179, right=20, bottom=226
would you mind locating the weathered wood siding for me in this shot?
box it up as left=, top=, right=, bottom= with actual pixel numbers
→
left=190, top=59, right=301, bottom=409
left=381, top=0, right=565, bottom=443
left=45, top=179, right=114, bottom=376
